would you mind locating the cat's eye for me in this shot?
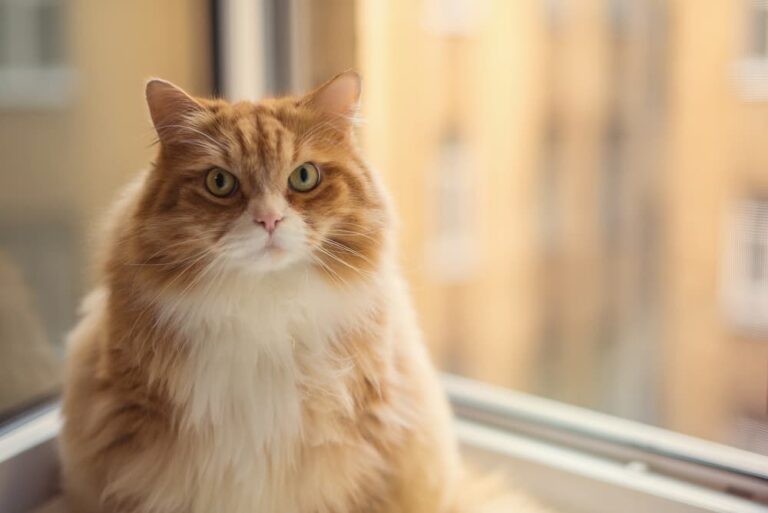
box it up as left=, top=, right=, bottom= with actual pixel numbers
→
left=205, top=168, right=238, bottom=197
left=288, top=162, right=321, bottom=192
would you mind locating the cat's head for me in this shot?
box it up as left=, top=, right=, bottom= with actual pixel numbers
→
left=127, top=72, right=390, bottom=287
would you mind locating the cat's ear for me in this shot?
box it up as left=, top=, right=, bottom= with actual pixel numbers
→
left=301, top=71, right=361, bottom=123
left=145, top=79, right=204, bottom=143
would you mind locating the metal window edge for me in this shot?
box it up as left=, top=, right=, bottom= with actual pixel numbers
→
left=0, top=404, right=61, bottom=463
left=456, top=419, right=768, bottom=513
left=442, top=373, right=768, bottom=482
left=1, top=380, right=767, bottom=511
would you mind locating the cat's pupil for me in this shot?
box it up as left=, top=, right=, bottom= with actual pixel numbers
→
left=215, top=173, right=225, bottom=188
left=300, top=167, right=309, bottom=182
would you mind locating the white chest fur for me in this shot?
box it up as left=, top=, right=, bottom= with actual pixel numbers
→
left=156, top=268, right=381, bottom=513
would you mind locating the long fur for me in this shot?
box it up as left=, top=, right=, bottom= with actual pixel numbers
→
left=59, top=73, right=540, bottom=513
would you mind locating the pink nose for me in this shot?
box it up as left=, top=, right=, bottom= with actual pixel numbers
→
left=253, top=212, right=283, bottom=234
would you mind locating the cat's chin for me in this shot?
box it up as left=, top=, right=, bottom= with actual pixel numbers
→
left=226, top=247, right=306, bottom=276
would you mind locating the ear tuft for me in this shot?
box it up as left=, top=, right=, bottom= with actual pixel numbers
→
left=145, top=79, right=203, bottom=141
left=302, top=71, right=361, bottom=120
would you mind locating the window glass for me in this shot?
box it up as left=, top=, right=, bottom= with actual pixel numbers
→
left=1, top=0, right=766, bottom=462
left=0, top=0, right=212, bottom=421
left=288, top=0, right=768, bottom=454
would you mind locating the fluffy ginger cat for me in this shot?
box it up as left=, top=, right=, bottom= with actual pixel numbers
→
left=60, top=72, right=542, bottom=513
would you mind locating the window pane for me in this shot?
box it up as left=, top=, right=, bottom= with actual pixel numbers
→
left=2, top=0, right=766, bottom=463
left=0, top=0, right=212, bottom=423
left=283, top=0, right=768, bottom=455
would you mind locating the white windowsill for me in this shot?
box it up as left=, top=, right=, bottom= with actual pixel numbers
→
left=2, top=383, right=768, bottom=513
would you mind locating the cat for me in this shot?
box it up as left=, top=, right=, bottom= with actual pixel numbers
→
left=59, top=72, right=545, bottom=513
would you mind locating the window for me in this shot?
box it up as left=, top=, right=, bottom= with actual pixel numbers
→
left=724, top=198, right=768, bottom=335
left=0, top=0, right=213, bottom=422
left=737, top=0, right=768, bottom=100
left=426, top=131, right=476, bottom=283
left=0, top=0, right=73, bottom=108
left=747, top=0, right=768, bottom=59
left=2, top=1, right=768, bottom=512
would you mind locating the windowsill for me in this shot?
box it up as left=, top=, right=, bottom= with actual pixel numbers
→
left=460, top=420, right=768, bottom=513
left=2, top=381, right=768, bottom=513
left=445, top=374, right=768, bottom=508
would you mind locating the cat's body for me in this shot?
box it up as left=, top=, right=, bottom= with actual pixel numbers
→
left=60, top=73, right=531, bottom=513
left=62, top=239, right=457, bottom=513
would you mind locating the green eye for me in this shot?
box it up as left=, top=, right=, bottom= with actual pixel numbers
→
left=288, top=162, right=321, bottom=192
left=205, top=168, right=238, bottom=197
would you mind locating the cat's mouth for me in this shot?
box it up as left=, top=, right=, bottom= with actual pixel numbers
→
left=263, top=244, right=284, bottom=256
left=219, top=217, right=304, bottom=272
left=259, top=237, right=287, bottom=258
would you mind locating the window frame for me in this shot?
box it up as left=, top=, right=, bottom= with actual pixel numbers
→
left=3, top=387, right=768, bottom=513
left=445, top=375, right=768, bottom=509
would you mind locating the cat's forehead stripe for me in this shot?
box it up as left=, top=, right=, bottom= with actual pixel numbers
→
left=201, top=105, right=293, bottom=184
left=232, top=118, right=251, bottom=159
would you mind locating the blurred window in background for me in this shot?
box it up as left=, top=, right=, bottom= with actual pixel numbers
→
left=747, top=0, right=768, bottom=59
left=739, top=0, right=768, bottom=100
left=724, top=198, right=768, bottom=335
left=0, top=0, right=73, bottom=108
left=0, top=0, right=767, bottom=464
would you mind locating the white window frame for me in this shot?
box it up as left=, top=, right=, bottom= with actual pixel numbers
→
left=446, top=375, right=768, bottom=512
left=3, top=384, right=768, bottom=513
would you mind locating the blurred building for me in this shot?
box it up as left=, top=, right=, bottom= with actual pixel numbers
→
left=353, top=0, right=768, bottom=451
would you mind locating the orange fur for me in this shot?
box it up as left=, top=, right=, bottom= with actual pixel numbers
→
left=59, top=73, right=536, bottom=513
